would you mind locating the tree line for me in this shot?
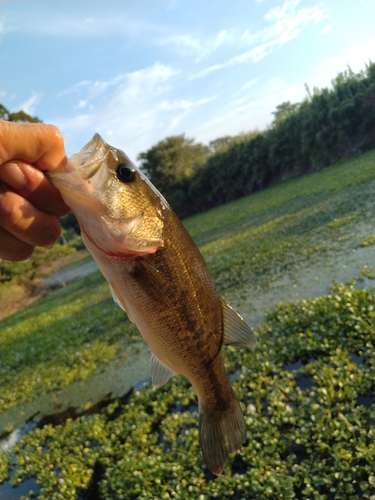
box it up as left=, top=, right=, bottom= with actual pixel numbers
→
left=138, top=61, right=375, bottom=217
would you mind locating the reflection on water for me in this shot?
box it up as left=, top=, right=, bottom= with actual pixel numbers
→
left=0, top=476, right=39, bottom=499
left=230, top=240, right=375, bottom=327
left=0, top=428, right=22, bottom=452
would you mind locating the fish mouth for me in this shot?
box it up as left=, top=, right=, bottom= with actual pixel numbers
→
left=70, top=133, right=109, bottom=180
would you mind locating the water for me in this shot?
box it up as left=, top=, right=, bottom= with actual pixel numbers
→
left=0, top=341, right=151, bottom=449
left=231, top=236, right=375, bottom=327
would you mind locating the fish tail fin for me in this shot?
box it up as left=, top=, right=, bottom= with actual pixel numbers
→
left=199, top=394, right=246, bottom=476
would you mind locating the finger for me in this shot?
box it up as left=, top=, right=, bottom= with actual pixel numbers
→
left=0, top=184, right=62, bottom=248
left=0, top=121, right=67, bottom=172
left=0, top=161, right=69, bottom=216
left=0, top=226, right=34, bottom=262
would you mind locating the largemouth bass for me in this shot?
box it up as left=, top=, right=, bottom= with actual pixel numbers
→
left=48, top=134, right=256, bottom=475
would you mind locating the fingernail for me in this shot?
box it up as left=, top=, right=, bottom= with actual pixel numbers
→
left=2, top=163, right=27, bottom=190
left=23, top=258, right=31, bottom=263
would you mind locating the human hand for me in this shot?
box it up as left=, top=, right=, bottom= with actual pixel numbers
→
left=0, top=121, right=70, bottom=261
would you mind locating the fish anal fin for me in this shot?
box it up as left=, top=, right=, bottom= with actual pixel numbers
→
left=150, top=353, right=176, bottom=388
left=221, top=300, right=257, bottom=348
left=199, top=396, right=247, bottom=475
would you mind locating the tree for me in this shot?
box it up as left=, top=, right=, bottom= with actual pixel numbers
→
left=137, top=135, right=208, bottom=193
left=208, top=131, right=258, bottom=154
left=0, top=103, right=41, bottom=123
left=271, top=101, right=300, bottom=126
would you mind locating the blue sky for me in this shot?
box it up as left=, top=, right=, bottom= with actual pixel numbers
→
left=1, top=0, right=374, bottom=162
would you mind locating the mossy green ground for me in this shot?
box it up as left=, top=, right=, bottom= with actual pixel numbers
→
left=0, top=149, right=375, bottom=499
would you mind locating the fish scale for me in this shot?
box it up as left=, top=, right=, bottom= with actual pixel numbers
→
left=47, top=133, right=257, bottom=475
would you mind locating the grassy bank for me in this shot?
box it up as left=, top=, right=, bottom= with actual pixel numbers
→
left=0, top=149, right=374, bottom=499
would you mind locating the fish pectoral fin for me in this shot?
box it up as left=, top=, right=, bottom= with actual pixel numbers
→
left=109, top=284, right=134, bottom=323
left=221, top=299, right=257, bottom=348
left=150, top=353, right=177, bottom=388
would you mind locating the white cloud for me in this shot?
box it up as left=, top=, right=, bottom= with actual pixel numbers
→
left=241, top=78, right=259, bottom=91
left=192, top=0, right=327, bottom=79
left=304, top=40, right=375, bottom=91
left=4, top=6, right=162, bottom=40
left=75, top=100, right=88, bottom=110
left=321, top=24, right=333, bottom=34
left=190, top=63, right=225, bottom=80
left=12, top=92, right=43, bottom=115
left=57, top=77, right=123, bottom=99
left=214, top=30, right=229, bottom=48
left=56, top=63, right=216, bottom=160
left=161, top=34, right=205, bottom=58
left=102, top=63, right=179, bottom=107
left=157, top=28, right=231, bottom=61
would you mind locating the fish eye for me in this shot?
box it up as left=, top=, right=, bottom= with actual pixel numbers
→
left=116, top=162, right=136, bottom=183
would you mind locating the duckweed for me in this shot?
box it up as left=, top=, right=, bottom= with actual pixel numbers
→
left=361, top=235, right=375, bottom=247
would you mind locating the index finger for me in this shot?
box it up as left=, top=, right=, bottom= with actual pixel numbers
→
left=0, top=121, right=67, bottom=171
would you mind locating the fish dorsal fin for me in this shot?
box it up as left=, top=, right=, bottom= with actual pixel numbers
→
left=150, top=353, right=177, bottom=388
left=221, top=300, right=257, bottom=348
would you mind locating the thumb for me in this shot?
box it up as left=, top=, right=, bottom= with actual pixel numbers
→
left=0, top=121, right=68, bottom=171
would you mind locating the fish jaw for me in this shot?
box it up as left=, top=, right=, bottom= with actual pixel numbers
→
left=47, top=134, right=165, bottom=258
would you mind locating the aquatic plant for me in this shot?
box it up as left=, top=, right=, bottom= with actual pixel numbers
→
left=0, top=281, right=374, bottom=499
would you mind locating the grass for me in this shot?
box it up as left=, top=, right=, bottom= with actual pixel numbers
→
left=183, top=149, right=375, bottom=237
left=0, top=148, right=374, bottom=499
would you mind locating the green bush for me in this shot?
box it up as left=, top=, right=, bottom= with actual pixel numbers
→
left=0, top=244, right=76, bottom=285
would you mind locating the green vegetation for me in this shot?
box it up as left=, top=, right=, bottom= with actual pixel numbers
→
left=0, top=244, right=76, bottom=286
left=0, top=281, right=374, bottom=499
left=0, top=272, right=139, bottom=414
left=0, top=147, right=374, bottom=498
left=0, top=104, right=42, bottom=123
left=186, top=149, right=375, bottom=304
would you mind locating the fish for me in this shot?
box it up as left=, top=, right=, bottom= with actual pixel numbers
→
left=47, top=133, right=257, bottom=475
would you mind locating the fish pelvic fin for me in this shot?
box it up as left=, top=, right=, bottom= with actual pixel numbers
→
left=221, top=299, right=257, bottom=348
left=109, top=284, right=135, bottom=323
left=150, top=353, right=177, bottom=388
left=199, top=395, right=246, bottom=476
